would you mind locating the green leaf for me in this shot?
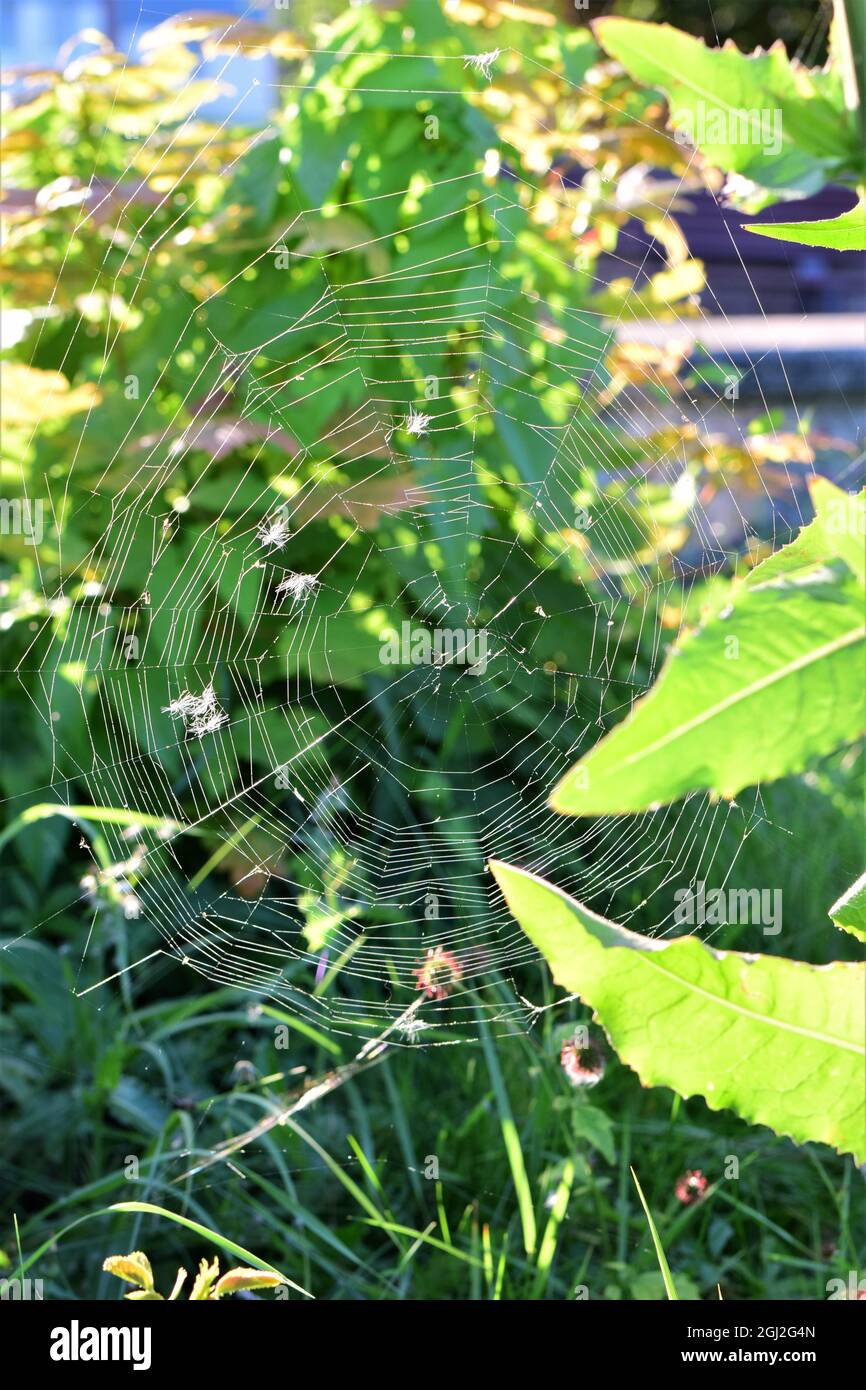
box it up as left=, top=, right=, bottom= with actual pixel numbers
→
left=744, top=479, right=865, bottom=588
left=830, top=871, right=866, bottom=944
left=571, top=1102, right=615, bottom=1164
left=477, top=1013, right=537, bottom=1256
left=810, top=479, right=866, bottom=584
left=490, top=860, right=866, bottom=1162
left=743, top=200, right=866, bottom=250
left=279, top=600, right=404, bottom=690
left=592, top=18, right=856, bottom=209
left=550, top=567, right=865, bottom=815
left=631, top=1269, right=701, bottom=1300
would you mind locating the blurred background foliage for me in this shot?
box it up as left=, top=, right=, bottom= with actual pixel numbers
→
left=1, top=0, right=863, bottom=1300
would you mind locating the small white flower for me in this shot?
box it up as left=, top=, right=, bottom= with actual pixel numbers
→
left=275, top=572, right=319, bottom=605
left=403, top=406, right=432, bottom=438
left=464, top=49, right=500, bottom=82
left=257, top=515, right=292, bottom=550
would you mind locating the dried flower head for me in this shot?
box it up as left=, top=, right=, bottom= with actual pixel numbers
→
left=162, top=690, right=201, bottom=719
left=560, top=1035, right=606, bottom=1087
left=398, top=1013, right=430, bottom=1044
left=413, top=945, right=462, bottom=1000
left=675, top=1169, right=709, bottom=1205
left=162, top=683, right=217, bottom=720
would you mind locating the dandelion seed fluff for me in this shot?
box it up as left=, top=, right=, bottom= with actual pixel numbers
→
left=257, top=515, right=292, bottom=549
left=275, top=572, right=319, bottom=605
left=188, top=708, right=229, bottom=739
left=404, top=406, right=432, bottom=437
left=464, top=49, right=500, bottom=82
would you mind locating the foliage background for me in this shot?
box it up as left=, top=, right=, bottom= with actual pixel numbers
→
left=1, top=0, right=863, bottom=1300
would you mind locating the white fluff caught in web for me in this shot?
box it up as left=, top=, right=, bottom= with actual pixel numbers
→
left=276, top=572, right=319, bottom=606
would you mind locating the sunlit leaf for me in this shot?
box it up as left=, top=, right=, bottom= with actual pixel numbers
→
left=551, top=492, right=866, bottom=815
left=212, top=1268, right=286, bottom=1298
left=744, top=199, right=866, bottom=251
left=491, top=860, right=866, bottom=1162
left=593, top=17, right=857, bottom=209
left=103, top=1251, right=156, bottom=1292
left=830, top=872, right=866, bottom=945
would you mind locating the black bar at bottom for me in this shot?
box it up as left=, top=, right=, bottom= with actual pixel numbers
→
left=2, top=1294, right=860, bottom=1375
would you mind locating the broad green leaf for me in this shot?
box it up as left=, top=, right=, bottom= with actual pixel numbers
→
left=632, top=1270, right=701, bottom=1300
left=592, top=18, right=857, bottom=209
left=744, top=479, right=865, bottom=588
left=571, top=1102, right=615, bottom=1164
left=830, top=871, right=866, bottom=944
left=810, top=479, right=866, bottom=585
left=744, top=200, right=866, bottom=251
left=490, top=860, right=866, bottom=1162
left=550, top=567, right=865, bottom=815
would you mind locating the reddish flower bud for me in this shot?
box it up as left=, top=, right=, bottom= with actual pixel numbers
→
left=560, top=1035, right=606, bottom=1086
left=675, top=1169, right=708, bottom=1205
left=414, top=945, right=463, bottom=1000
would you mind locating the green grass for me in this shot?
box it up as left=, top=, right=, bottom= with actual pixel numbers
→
left=2, top=882, right=863, bottom=1300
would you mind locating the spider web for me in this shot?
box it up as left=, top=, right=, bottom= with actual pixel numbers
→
left=8, top=5, right=826, bottom=1047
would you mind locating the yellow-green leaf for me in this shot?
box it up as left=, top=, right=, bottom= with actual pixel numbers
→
left=830, top=872, right=866, bottom=945
left=102, top=1251, right=155, bottom=1292
left=490, top=860, right=866, bottom=1162
left=744, top=201, right=866, bottom=251
left=212, top=1268, right=286, bottom=1299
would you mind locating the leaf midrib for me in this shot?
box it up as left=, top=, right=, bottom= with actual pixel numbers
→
left=614, top=622, right=865, bottom=772
left=633, top=952, right=865, bottom=1055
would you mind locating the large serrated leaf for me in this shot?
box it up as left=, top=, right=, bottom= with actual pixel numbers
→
left=551, top=566, right=865, bottom=816
left=743, top=480, right=865, bottom=588
left=490, top=860, right=866, bottom=1162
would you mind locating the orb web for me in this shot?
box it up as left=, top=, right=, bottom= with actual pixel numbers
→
left=11, top=10, right=822, bottom=1046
